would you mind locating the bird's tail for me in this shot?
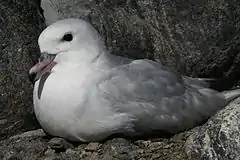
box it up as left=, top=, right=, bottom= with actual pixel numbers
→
left=222, top=88, right=240, bottom=103
left=183, top=77, right=235, bottom=91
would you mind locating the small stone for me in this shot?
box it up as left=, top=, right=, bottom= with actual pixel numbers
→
left=84, top=142, right=100, bottom=152
left=65, top=148, right=76, bottom=154
left=44, top=148, right=55, bottom=156
left=17, top=48, right=22, bottom=52
left=0, top=119, right=7, bottom=125
left=48, top=138, right=74, bottom=151
left=79, top=150, right=92, bottom=159
left=10, top=129, right=46, bottom=140
left=134, top=140, right=151, bottom=148
left=76, top=144, right=87, bottom=151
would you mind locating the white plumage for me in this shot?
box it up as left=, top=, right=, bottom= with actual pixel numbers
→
left=30, top=19, right=240, bottom=142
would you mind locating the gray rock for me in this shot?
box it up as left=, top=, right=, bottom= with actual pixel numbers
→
left=0, top=129, right=189, bottom=160
left=41, top=0, right=240, bottom=90
left=48, top=137, right=75, bottom=151
left=10, top=129, right=46, bottom=140
left=41, top=0, right=90, bottom=25
left=84, top=142, right=100, bottom=152
left=0, top=0, right=45, bottom=140
left=185, top=98, right=240, bottom=160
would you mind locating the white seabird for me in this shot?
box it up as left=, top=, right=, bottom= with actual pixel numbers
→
left=29, top=18, right=240, bottom=142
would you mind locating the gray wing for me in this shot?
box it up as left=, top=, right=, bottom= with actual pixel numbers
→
left=97, top=59, right=226, bottom=134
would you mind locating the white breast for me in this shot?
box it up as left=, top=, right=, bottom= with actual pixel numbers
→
left=33, top=67, right=90, bottom=141
left=33, top=64, right=134, bottom=141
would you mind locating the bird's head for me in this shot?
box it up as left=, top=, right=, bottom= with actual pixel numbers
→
left=28, top=18, right=105, bottom=83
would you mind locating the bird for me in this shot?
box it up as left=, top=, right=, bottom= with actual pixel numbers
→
left=29, top=18, right=240, bottom=142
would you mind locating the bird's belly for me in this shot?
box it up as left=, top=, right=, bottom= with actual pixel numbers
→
left=34, top=102, right=86, bottom=141
left=34, top=93, right=85, bottom=141
left=33, top=73, right=100, bottom=141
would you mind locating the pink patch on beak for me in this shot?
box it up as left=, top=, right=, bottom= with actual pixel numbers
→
left=29, top=60, right=57, bottom=75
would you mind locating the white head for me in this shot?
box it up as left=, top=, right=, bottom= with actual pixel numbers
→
left=29, top=18, right=105, bottom=82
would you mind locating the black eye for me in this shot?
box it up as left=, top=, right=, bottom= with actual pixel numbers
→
left=62, top=33, right=73, bottom=42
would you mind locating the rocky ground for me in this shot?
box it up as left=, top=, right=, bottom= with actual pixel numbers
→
left=0, top=0, right=240, bottom=159
left=0, top=129, right=190, bottom=160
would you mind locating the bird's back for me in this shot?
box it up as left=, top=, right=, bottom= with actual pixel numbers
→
left=93, top=57, right=227, bottom=135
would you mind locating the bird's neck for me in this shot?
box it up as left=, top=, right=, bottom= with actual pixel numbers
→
left=53, top=49, right=109, bottom=73
left=64, top=47, right=105, bottom=64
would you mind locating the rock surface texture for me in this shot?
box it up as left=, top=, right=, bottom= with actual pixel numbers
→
left=0, top=0, right=240, bottom=160
left=0, top=129, right=190, bottom=160
left=42, top=0, right=240, bottom=90
left=0, top=0, right=44, bottom=139
left=185, top=98, right=240, bottom=160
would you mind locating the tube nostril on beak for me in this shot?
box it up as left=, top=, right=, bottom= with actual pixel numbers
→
left=28, top=72, right=37, bottom=84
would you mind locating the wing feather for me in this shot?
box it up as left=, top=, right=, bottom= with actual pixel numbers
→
left=96, top=59, right=226, bottom=134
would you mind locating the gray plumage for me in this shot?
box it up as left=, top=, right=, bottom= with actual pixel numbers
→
left=30, top=19, right=240, bottom=142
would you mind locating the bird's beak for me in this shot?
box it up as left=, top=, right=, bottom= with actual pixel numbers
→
left=28, top=52, right=57, bottom=83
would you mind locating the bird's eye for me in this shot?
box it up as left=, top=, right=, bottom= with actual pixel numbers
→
left=62, top=33, right=73, bottom=42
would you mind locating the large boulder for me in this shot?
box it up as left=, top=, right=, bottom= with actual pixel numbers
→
left=41, top=0, right=240, bottom=90
left=0, top=0, right=44, bottom=139
left=185, top=98, right=240, bottom=160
